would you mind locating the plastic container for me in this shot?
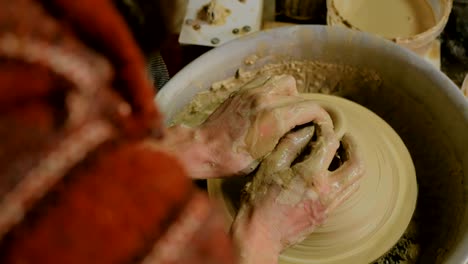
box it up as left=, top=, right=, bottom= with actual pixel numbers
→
left=327, top=0, right=453, bottom=56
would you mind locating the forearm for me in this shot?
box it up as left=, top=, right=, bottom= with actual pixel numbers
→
left=144, top=125, right=228, bottom=179
left=231, top=209, right=281, bottom=264
left=235, top=235, right=279, bottom=264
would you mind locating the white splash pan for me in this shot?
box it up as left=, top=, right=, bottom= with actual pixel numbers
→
left=157, top=26, right=468, bottom=264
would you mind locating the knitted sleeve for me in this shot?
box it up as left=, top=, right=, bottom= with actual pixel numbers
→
left=0, top=0, right=235, bottom=263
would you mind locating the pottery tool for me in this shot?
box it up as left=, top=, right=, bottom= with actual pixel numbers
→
left=179, top=0, right=264, bottom=47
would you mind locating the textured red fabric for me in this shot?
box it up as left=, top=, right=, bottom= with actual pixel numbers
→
left=39, top=0, right=162, bottom=137
left=0, top=1, right=236, bottom=263
left=1, top=144, right=192, bottom=264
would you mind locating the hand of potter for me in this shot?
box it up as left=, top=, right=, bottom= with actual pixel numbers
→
left=198, top=74, right=339, bottom=178
left=231, top=121, right=364, bottom=264
left=145, top=75, right=342, bottom=179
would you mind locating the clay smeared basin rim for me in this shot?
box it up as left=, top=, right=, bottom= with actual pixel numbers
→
left=156, top=25, right=468, bottom=264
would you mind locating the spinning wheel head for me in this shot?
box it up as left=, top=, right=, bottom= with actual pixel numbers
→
left=208, top=94, right=417, bottom=264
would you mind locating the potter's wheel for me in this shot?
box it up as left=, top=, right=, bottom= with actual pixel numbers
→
left=208, top=94, right=418, bottom=264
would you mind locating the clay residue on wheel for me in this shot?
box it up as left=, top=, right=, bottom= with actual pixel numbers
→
left=171, top=60, right=382, bottom=127
left=171, top=60, right=465, bottom=263
left=359, top=86, right=464, bottom=264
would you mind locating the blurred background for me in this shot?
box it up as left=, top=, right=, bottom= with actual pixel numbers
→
left=157, top=0, right=467, bottom=89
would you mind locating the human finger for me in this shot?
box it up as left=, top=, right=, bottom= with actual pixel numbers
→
left=290, top=104, right=339, bottom=182
left=325, top=181, right=359, bottom=215
left=262, top=126, right=315, bottom=173
left=315, top=135, right=363, bottom=210
left=328, top=134, right=364, bottom=190
left=246, top=99, right=337, bottom=159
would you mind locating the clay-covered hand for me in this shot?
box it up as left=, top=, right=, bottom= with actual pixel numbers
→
left=195, top=74, right=339, bottom=178
left=147, top=74, right=342, bottom=179
left=231, top=121, right=364, bottom=264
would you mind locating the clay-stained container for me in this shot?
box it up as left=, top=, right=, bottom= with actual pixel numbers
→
left=327, top=0, right=453, bottom=56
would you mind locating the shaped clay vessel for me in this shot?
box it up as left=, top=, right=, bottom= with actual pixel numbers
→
left=208, top=93, right=418, bottom=264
